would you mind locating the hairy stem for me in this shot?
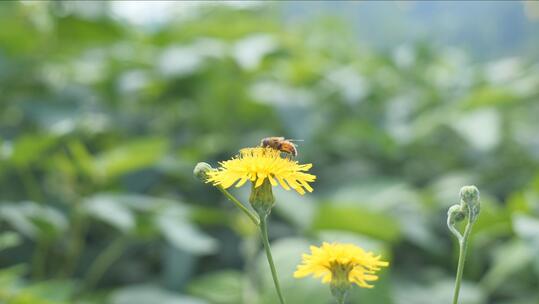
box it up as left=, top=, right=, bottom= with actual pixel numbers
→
left=335, top=293, right=347, bottom=304
left=259, top=216, right=286, bottom=304
left=452, top=219, right=473, bottom=304
left=217, top=186, right=260, bottom=225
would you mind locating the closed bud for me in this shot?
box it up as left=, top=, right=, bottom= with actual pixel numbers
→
left=460, top=185, right=480, bottom=204
left=447, top=204, right=465, bottom=240
left=447, top=204, right=466, bottom=225
left=193, top=162, right=213, bottom=182
left=459, top=185, right=480, bottom=222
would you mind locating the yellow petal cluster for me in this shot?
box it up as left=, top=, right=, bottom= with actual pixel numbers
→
left=206, top=147, right=316, bottom=195
left=294, top=242, right=389, bottom=288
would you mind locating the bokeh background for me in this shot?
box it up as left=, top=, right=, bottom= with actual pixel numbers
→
left=1, top=1, right=539, bottom=303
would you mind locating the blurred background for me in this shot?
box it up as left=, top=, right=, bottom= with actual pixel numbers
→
left=1, top=1, right=539, bottom=303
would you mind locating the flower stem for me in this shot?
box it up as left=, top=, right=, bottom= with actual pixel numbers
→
left=331, top=283, right=349, bottom=304
left=452, top=219, right=473, bottom=304
left=217, top=186, right=260, bottom=226
left=259, top=216, right=286, bottom=304
left=335, top=294, right=346, bottom=304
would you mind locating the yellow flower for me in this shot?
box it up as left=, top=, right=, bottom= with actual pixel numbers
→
left=206, top=147, right=316, bottom=195
left=294, top=242, right=389, bottom=289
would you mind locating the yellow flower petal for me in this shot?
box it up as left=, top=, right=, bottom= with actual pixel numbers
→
left=294, top=242, right=389, bottom=289
left=206, top=147, right=316, bottom=195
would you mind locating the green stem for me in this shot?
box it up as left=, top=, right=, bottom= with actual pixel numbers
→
left=452, top=220, right=473, bottom=304
left=331, top=284, right=349, bottom=304
left=82, top=237, right=126, bottom=291
left=31, top=237, right=49, bottom=279
left=217, top=186, right=260, bottom=225
left=19, top=168, right=43, bottom=203
left=62, top=201, right=86, bottom=277
left=333, top=291, right=347, bottom=304
left=259, top=216, right=286, bottom=304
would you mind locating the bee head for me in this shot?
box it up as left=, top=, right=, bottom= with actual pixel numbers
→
left=261, top=138, right=270, bottom=147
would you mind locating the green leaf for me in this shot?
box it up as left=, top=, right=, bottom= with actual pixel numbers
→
left=471, top=197, right=512, bottom=242
left=480, top=239, right=533, bottom=293
left=93, top=138, right=168, bottom=179
left=0, top=264, right=27, bottom=286
left=274, top=187, right=316, bottom=230
left=10, top=135, right=57, bottom=167
left=83, top=195, right=136, bottom=233
left=0, top=202, right=67, bottom=239
left=0, top=232, right=22, bottom=251
left=66, top=140, right=95, bottom=178
left=186, top=270, right=243, bottom=304
left=512, top=214, right=539, bottom=277
left=460, top=87, right=520, bottom=109
left=311, top=204, right=401, bottom=242
left=393, top=279, right=485, bottom=304
left=513, top=214, right=539, bottom=244
left=110, top=285, right=206, bottom=304
left=22, top=280, right=76, bottom=302
left=156, top=208, right=217, bottom=255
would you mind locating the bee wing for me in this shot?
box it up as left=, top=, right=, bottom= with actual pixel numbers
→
left=287, top=139, right=304, bottom=143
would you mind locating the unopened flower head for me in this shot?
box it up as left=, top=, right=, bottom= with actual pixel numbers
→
left=447, top=204, right=465, bottom=225
left=193, top=162, right=214, bottom=181
left=294, top=242, right=389, bottom=289
left=459, top=185, right=480, bottom=223
left=460, top=185, right=480, bottom=204
left=206, top=147, right=316, bottom=195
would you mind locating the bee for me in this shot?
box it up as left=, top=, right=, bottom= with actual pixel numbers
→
left=260, top=137, right=301, bottom=157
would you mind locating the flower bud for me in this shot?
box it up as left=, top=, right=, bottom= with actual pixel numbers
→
left=460, top=185, right=480, bottom=204
left=447, top=204, right=465, bottom=240
left=249, top=179, right=275, bottom=219
left=459, top=185, right=480, bottom=222
left=193, top=162, right=213, bottom=182
left=447, top=204, right=466, bottom=225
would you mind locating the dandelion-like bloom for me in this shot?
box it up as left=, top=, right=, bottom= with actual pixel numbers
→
left=206, top=147, right=316, bottom=195
left=294, top=242, right=389, bottom=288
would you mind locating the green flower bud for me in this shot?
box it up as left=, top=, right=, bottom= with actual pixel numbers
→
left=460, top=185, right=480, bottom=223
left=447, top=204, right=465, bottom=240
left=460, top=185, right=480, bottom=204
left=249, top=179, right=275, bottom=219
left=193, top=162, right=213, bottom=182
left=447, top=204, right=466, bottom=225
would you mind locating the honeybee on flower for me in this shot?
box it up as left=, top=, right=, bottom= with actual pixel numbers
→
left=260, top=136, right=302, bottom=157
left=195, top=143, right=317, bottom=304
left=206, top=147, right=315, bottom=195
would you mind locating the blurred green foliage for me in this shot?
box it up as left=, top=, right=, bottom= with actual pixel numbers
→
left=1, top=2, right=539, bottom=304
